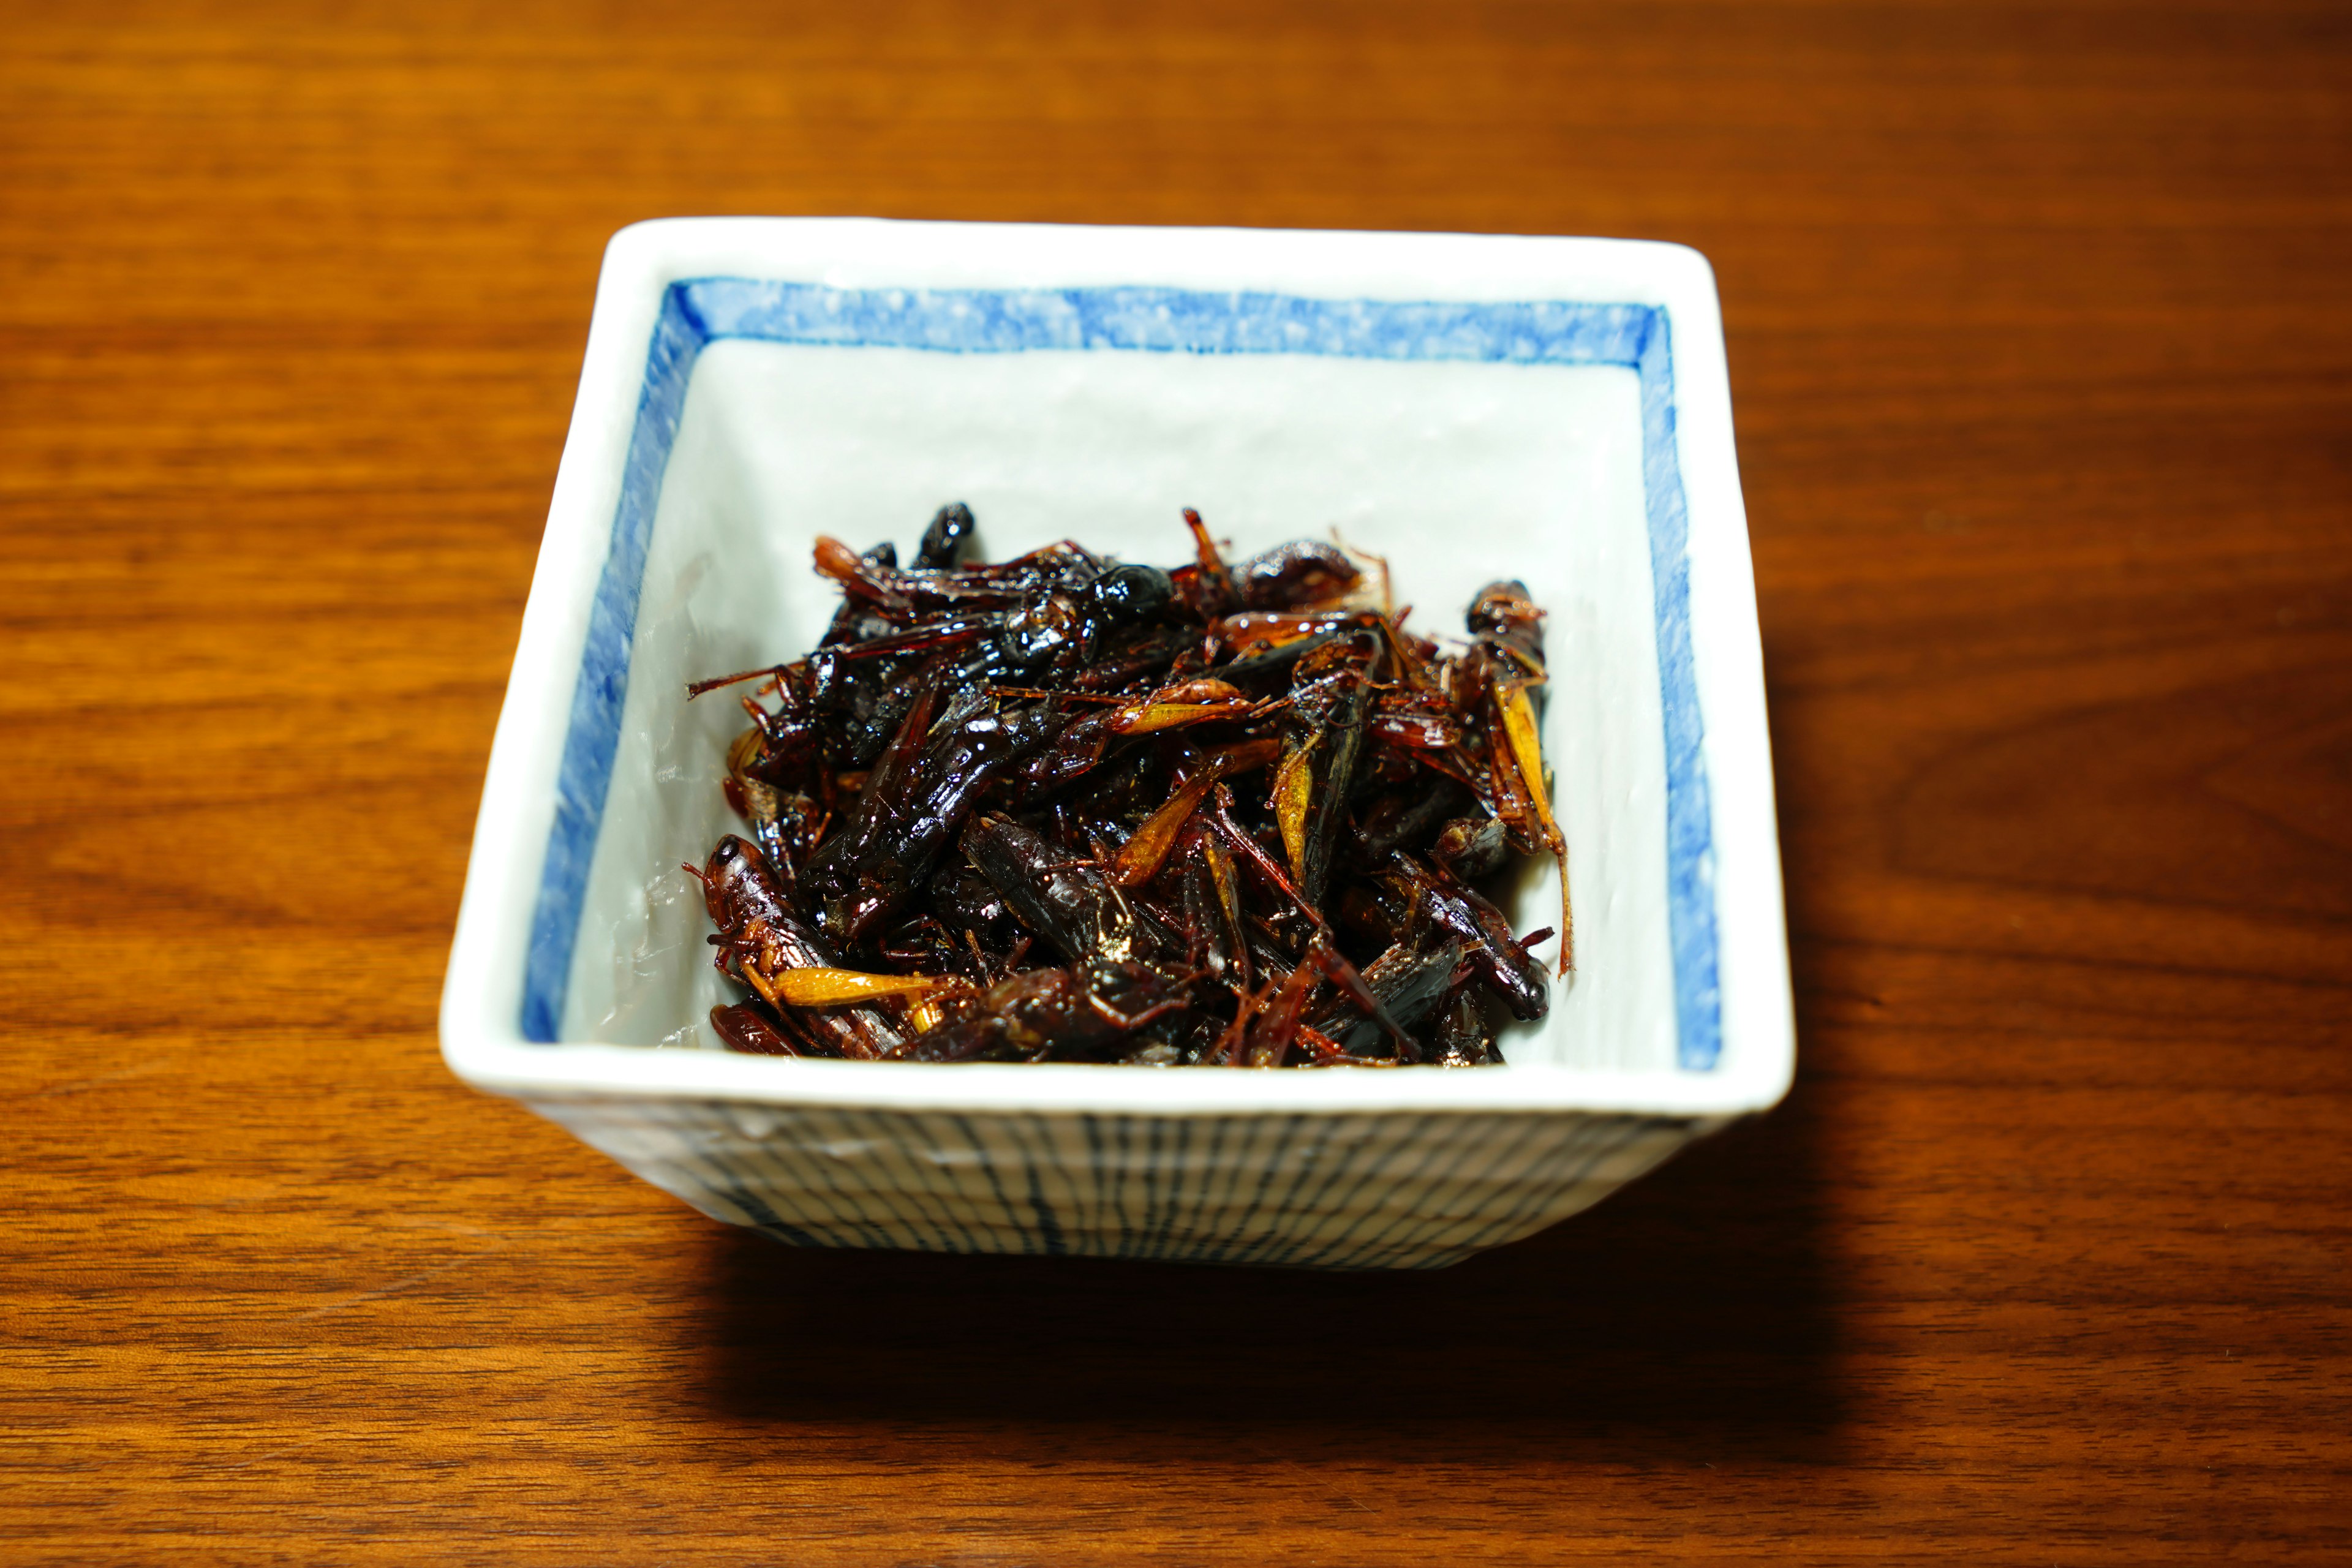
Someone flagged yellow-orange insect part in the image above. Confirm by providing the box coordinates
[1493,681,1572,971]
[1270,737,1317,882]
[1108,739,1281,888]
[1110,701,1256,736]
[748,965,941,1009]
[1496,685,1562,854]
[1110,777,1218,888]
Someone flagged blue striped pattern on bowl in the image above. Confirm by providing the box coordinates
[524,1098,1714,1269]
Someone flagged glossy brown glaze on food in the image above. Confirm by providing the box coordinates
[691,507,1566,1066]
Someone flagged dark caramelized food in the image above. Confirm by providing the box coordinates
[687,505,1567,1066]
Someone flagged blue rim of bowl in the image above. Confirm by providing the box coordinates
[521,279,1723,1070]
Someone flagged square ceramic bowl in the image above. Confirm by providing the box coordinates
[440,217,1792,1270]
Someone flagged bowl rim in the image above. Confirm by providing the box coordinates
[438,216,1793,1120]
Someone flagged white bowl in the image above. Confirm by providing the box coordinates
[440,217,1793,1270]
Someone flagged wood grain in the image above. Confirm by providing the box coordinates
[4,1,2348,1559]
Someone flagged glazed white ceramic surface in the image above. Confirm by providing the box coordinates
[439,218,1792,1268]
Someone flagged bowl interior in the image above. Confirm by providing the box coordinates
[544,277,1713,1075]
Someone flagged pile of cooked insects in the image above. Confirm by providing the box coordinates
[687,503,1569,1068]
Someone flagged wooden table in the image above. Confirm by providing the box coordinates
[6,2,2346,1559]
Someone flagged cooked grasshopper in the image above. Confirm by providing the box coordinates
[685,505,1569,1066]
